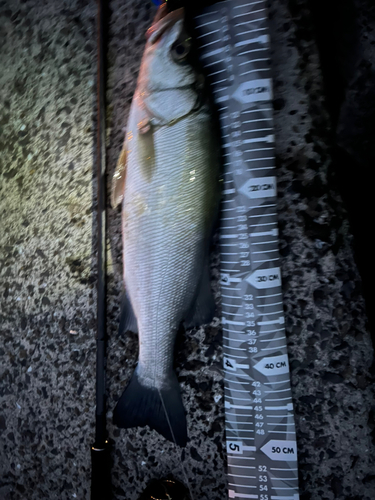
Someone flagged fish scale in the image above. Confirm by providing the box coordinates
[124,114,216,386]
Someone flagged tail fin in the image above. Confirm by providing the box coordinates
[113,368,187,447]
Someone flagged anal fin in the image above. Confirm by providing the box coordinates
[119,292,138,335]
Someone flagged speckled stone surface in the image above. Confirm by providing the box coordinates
[0,1,98,499]
[268,1,375,498]
[0,0,374,499]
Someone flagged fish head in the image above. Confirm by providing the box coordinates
[137,7,203,123]
[145,8,195,89]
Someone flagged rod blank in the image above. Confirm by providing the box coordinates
[91,0,111,497]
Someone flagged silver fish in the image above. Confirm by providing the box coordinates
[111,6,219,447]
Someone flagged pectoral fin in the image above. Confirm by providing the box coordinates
[111,145,127,209]
[111,94,152,209]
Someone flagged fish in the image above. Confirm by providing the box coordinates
[111,4,219,447]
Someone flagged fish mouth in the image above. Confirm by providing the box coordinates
[146,6,184,45]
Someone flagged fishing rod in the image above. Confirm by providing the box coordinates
[91,0,111,498]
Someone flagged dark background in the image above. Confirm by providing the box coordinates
[308,0,375,342]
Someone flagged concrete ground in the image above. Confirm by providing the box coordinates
[0,0,374,499]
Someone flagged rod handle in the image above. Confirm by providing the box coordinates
[91,441,111,500]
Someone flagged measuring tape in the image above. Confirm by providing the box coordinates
[194,2,300,499]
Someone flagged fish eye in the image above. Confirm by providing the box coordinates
[171,37,191,63]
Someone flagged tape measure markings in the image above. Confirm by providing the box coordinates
[195,2,300,499]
